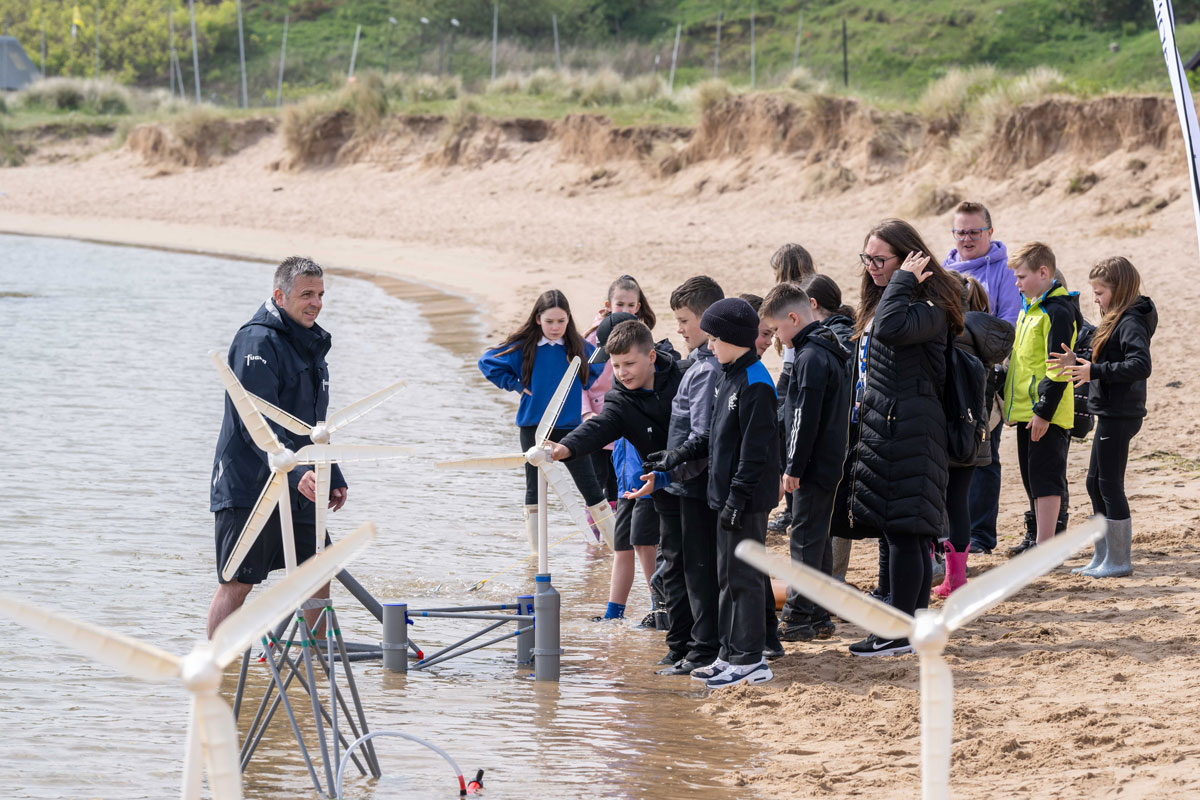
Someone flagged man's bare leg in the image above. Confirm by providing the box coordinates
[304,582,331,637]
[208,580,254,639]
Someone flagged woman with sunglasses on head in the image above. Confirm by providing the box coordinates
[841,219,964,657]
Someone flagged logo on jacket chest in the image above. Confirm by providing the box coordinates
[727,392,738,411]
[245,354,268,367]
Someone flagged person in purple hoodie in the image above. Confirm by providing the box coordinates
[943,201,1019,554]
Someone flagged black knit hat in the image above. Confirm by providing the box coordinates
[591,312,639,363]
[700,297,759,349]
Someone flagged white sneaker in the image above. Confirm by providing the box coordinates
[690,658,729,681]
[706,659,773,689]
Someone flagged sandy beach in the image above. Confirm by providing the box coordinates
[2,95,1198,798]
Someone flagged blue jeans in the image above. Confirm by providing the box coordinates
[968,425,1003,551]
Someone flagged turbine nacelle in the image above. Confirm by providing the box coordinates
[524,445,550,467]
[179,647,222,694]
[910,610,948,655]
[267,448,300,473]
[310,423,330,445]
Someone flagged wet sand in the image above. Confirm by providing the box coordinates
[2,116,1199,798]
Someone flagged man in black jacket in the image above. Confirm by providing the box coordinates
[546,320,687,654]
[207,256,348,638]
[761,284,851,642]
[649,298,780,688]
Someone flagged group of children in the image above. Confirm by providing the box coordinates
[477,200,1156,687]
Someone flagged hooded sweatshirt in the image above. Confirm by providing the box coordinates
[944,241,1021,326]
[784,321,852,490]
[1089,296,1157,418]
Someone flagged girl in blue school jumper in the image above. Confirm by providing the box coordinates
[479,289,610,552]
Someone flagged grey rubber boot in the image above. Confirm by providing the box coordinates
[1085,518,1133,578]
[1072,533,1107,574]
[523,504,539,555]
[832,537,852,581]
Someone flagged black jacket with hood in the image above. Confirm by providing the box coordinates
[1088,295,1157,418]
[211,299,347,513]
[784,321,851,491]
[954,310,1015,468]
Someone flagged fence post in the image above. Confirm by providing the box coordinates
[552,13,561,70]
[188,0,201,102]
[750,8,756,88]
[236,0,248,107]
[491,2,498,81]
[793,14,803,71]
[385,17,397,74]
[94,6,100,77]
[348,24,361,79]
[276,14,288,108]
[713,11,722,78]
[447,18,460,75]
[668,22,681,94]
[41,16,46,78]
[842,17,848,87]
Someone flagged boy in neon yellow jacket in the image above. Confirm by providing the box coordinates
[1004,242,1081,547]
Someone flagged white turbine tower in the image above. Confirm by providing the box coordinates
[0,522,377,800]
[436,356,616,551]
[210,352,409,581]
[735,516,1106,800]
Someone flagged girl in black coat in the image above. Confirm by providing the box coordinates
[1050,257,1155,579]
[844,219,964,657]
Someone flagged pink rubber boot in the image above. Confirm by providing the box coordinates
[934,542,968,598]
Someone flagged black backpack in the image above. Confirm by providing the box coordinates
[943,334,988,465]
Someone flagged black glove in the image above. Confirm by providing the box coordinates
[643,449,682,473]
[719,504,743,532]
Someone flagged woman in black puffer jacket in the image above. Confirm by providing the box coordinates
[936,273,1015,598]
[842,219,964,657]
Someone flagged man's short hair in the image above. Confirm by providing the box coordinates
[760,282,812,319]
[670,275,724,315]
[274,256,324,296]
[954,201,992,229]
[604,319,654,357]
[1011,242,1056,275]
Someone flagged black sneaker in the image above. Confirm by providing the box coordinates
[656,658,705,676]
[767,512,792,533]
[779,620,816,642]
[657,651,685,666]
[969,541,993,555]
[848,634,913,657]
[763,645,786,661]
[812,619,836,640]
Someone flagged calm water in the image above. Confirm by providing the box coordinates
[0,235,764,799]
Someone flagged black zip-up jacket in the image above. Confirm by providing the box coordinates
[558,355,685,471]
[211,300,347,512]
[1089,295,1157,418]
[784,321,851,491]
[822,314,855,350]
[673,350,780,512]
[955,310,1015,467]
[1032,289,1083,422]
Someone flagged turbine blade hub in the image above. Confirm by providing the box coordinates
[310,424,329,444]
[911,609,949,654]
[179,647,222,692]
[525,445,548,467]
[267,448,298,473]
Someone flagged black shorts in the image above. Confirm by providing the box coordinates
[1016,421,1070,499]
[613,498,660,551]
[215,505,329,585]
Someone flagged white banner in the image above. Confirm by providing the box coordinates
[1155,0,1200,256]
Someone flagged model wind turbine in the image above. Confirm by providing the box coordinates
[209,352,409,581]
[0,522,376,800]
[736,516,1106,800]
[239,374,406,554]
[436,355,616,552]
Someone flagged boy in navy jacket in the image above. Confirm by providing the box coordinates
[650,298,780,688]
[760,283,851,642]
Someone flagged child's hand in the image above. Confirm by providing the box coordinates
[522,388,533,396]
[783,474,801,494]
[1028,415,1050,442]
[719,504,743,532]
[1046,345,1092,386]
[623,474,656,500]
[543,441,571,461]
[900,252,933,283]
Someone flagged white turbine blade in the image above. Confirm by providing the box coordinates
[220,472,287,583]
[920,652,954,800]
[435,454,526,470]
[314,462,330,555]
[209,351,284,455]
[181,698,203,800]
[734,541,914,641]
[535,356,582,445]
[249,394,311,436]
[325,379,407,435]
[196,693,243,800]
[940,515,1105,633]
[542,461,597,542]
[209,522,377,667]
[0,592,180,682]
[294,444,412,464]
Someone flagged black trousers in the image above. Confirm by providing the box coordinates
[1086,416,1142,520]
[519,426,604,506]
[946,467,975,552]
[679,495,720,663]
[781,483,836,625]
[716,508,768,666]
[654,492,692,658]
[883,533,933,618]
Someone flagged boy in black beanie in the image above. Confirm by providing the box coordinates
[645,297,780,688]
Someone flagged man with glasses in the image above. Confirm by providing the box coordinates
[943,201,1019,555]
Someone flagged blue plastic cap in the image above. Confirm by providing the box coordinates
[535,575,550,582]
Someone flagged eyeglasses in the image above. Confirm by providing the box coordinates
[951,228,989,241]
[859,253,899,269]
